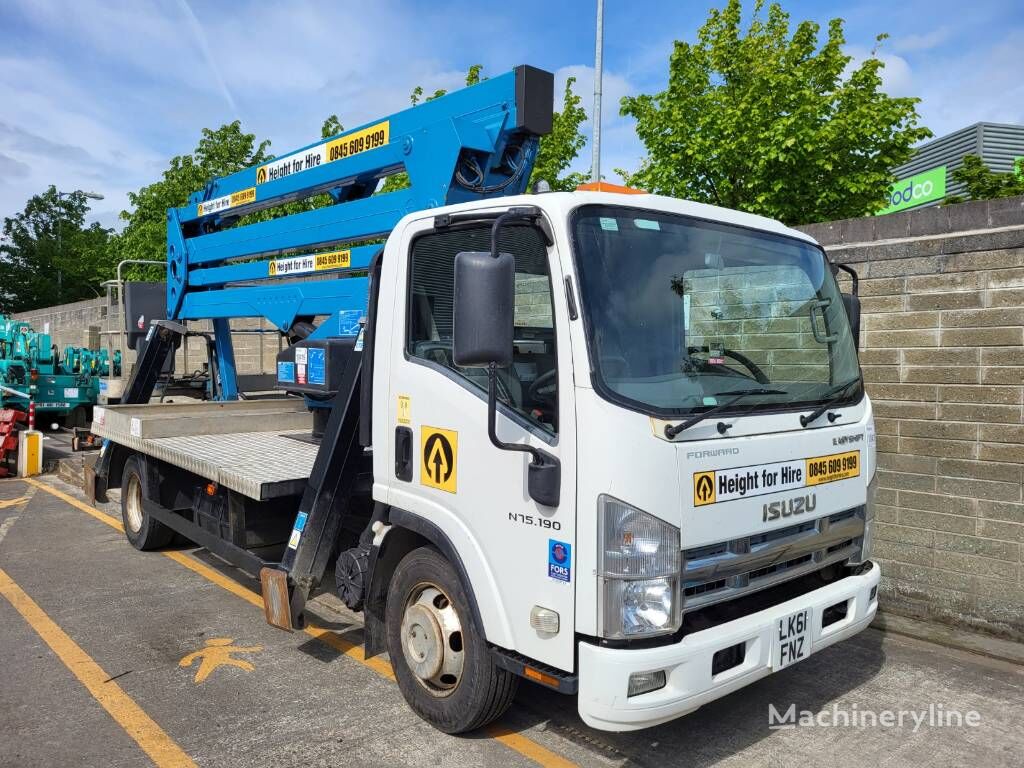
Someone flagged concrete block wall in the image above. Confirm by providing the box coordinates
[12,296,112,352]
[13,299,283,378]
[800,195,1024,640]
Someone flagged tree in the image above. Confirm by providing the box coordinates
[385,66,589,194]
[112,117,344,277]
[620,0,931,224]
[112,121,272,267]
[529,76,589,191]
[945,155,1024,204]
[0,186,112,313]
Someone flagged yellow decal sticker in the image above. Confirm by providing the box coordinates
[692,450,861,506]
[397,395,411,425]
[197,186,256,217]
[421,426,457,493]
[324,121,390,163]
[256,121,390,185]
[693,471,716,507]
[314,249,351,271]
[805,450,860,486]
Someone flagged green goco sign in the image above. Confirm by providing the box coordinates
[877,166,947,215]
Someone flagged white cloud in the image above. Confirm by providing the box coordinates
[845,45,915,97]
[0,0,522,226]
[890,26,953,53]
[849,26,1024,139]
[910,28,1024,137]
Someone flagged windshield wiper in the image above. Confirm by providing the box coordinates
[799,378,862,427]
[664,388,786,439]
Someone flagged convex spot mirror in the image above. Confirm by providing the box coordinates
[453,250,515,368]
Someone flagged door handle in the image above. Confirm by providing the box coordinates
[395,426,413,481]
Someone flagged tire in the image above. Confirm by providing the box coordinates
[120,455,174,551]
[69,406,87,429]
[385,546,518,733]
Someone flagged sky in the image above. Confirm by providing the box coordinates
[0,0,1022,229]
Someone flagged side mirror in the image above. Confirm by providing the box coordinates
[453,250,515,368]
[841,293,861,349]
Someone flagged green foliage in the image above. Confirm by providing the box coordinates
[111,121,271,269]
[944,155,1024,204]
[321,114,344,139]
[0,186,112,313]
[529,76,589,191]
[620,0,931,224]
[112,118,346,279]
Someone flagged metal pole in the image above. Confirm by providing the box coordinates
[591,0,605,184]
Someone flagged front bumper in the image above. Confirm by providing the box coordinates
[577,561,880,731]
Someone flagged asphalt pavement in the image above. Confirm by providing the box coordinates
[1,474,1022,768]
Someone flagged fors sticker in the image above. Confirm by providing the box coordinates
[548,539,571,582]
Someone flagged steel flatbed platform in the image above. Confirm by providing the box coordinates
[91,399,318,500]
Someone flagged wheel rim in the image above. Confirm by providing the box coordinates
[400,583,464,697]
[125,474,144,533]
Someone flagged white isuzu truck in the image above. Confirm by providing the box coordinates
[89,66,879,734]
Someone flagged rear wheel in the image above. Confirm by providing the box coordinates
[120,455,174,551]
[385,546,518,733]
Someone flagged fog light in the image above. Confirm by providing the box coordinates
[870,585,878,601]
[530,605,559,634]
[628,669,666,697]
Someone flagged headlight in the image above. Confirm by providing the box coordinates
[598,495,680,639]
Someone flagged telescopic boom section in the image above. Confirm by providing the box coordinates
[165,65,554,334]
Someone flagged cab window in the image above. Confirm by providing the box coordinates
[407,225,558,434]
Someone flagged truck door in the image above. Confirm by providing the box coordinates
[384,217,577,672]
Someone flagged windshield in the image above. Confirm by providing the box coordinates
[571,205,861,416]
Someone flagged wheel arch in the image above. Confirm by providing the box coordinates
[363,506,490,658]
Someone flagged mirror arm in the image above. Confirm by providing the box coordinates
[489,206,543,258]
[487,365,561,507]
[834,262,859,296]
[487,363,542,462]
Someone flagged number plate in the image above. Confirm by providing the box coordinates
[772,608,811,670]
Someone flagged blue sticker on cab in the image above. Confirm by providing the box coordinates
[548,539,571,582]
[278,361,295,383]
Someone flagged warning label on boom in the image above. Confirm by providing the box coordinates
[267,249,351,277]
[255,121,390,185]
[197,187,256,217]
[421,426,457,493]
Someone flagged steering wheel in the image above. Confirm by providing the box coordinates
[528,369,557,404]
[687,345,770,384]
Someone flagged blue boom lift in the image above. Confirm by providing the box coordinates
[91,65,553,636]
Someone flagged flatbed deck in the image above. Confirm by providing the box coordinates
[91,400,318,500]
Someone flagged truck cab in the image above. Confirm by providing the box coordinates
[371,191,878,730]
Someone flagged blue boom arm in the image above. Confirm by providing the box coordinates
[165,66,552,398]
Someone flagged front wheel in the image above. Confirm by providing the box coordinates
[385,546,518,733]
[120,455,174,551]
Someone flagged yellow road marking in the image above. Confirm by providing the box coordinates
[0,495,30,509]
[0,566,197,768]
[487,726,579,768]
[25,477,576,768]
